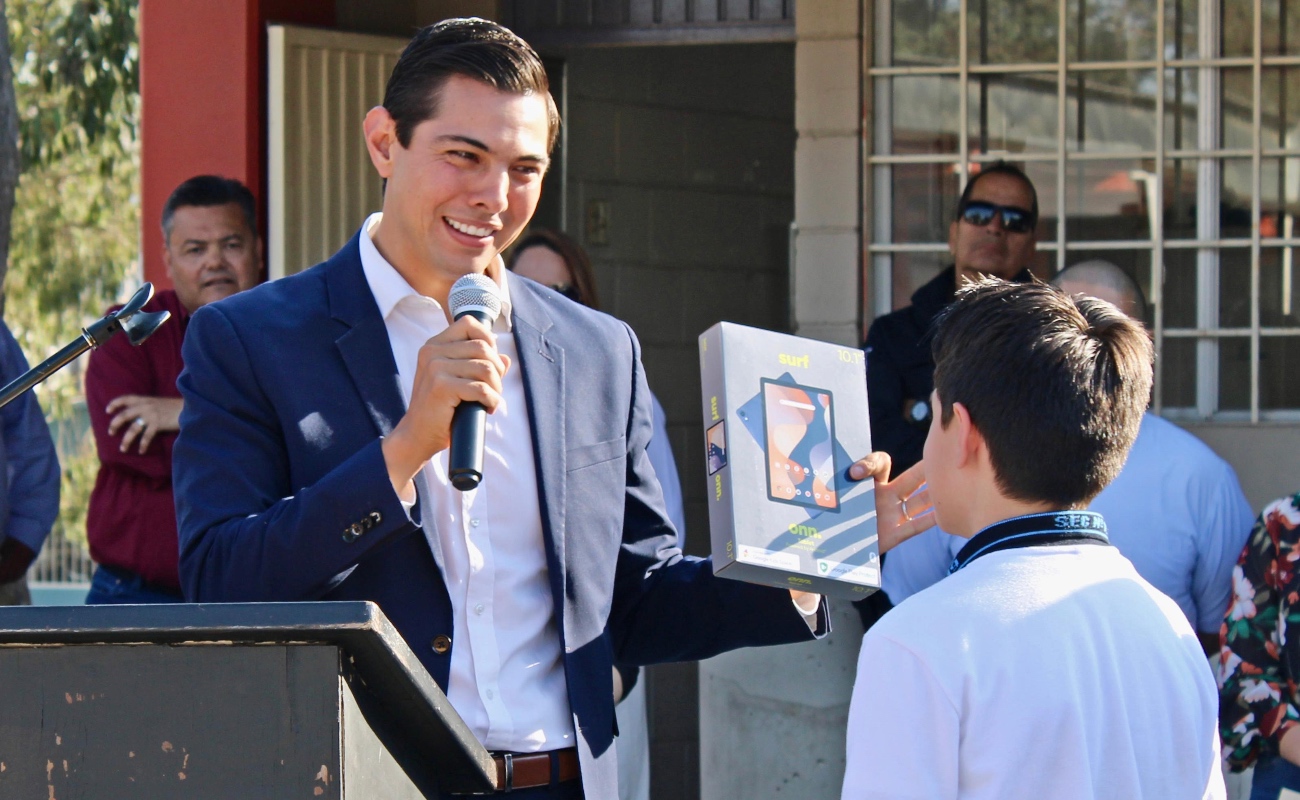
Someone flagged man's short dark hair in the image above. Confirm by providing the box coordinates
[956,160,1039,228]
[161,175,257,243]
[383,17,560,152]
[931,278,1152,508]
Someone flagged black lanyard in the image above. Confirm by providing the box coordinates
[947,510,1110,575]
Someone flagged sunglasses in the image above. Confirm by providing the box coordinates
[959,201,1036,234]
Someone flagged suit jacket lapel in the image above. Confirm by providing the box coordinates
[509,275,568,616]
[324,233,443,570]
[326,233,408,438]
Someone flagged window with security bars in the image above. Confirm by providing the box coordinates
[868,0,1300,420]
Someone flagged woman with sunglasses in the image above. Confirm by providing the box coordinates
[507,228,680,800]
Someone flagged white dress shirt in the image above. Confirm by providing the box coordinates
[359,213,574,752]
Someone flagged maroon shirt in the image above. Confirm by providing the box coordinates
[85,289,189,589]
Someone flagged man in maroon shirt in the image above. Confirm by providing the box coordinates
[84,175,261,603]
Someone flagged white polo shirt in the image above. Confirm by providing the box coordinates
[843,544,1225,800]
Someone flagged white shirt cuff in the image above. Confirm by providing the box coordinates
[792,592,822,631]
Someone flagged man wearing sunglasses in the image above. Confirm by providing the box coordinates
[854,160,1039,630]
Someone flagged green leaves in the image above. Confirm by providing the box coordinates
[6,0,138,361]
[4,0,139,551]
[11,0,138,170]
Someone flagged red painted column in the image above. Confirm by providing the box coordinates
[139,0,257,289]
[139,0,334,288]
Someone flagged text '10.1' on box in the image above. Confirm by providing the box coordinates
[698,322,880,599]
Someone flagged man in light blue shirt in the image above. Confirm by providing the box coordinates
[882,260,1253,653]
[0,319,60,605]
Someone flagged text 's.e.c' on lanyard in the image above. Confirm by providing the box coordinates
[948,511,1110,576]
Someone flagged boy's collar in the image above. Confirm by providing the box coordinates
[947,510,1110,574]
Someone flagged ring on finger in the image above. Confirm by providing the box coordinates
[133,417,145,428]
[900,497,913,522]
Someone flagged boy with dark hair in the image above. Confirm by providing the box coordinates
[841,279,1224,800]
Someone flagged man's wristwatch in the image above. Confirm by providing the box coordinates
[905,398,932,428]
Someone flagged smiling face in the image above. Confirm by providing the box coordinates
[163,203,261,314]
[948,172,1038,283]
[365,74,550,303]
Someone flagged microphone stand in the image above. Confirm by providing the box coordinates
[0,283,171,411]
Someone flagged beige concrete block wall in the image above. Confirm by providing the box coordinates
[700,2,864,799]
[795,137,860,228]
[699,602,865,799]
[788,0,861,348]
[795,38,861,134]
[1180,423,1300,515]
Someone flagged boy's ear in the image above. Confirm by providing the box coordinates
[950,401,983,468]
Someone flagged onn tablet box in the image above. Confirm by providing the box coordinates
[698,322,881,600]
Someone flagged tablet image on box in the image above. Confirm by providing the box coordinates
[707,419,728,475]
[762,379,839,512]
[699,322,880,600]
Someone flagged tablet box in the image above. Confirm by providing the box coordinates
[698,322,880,600]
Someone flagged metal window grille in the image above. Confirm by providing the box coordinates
[868,0,1300,421]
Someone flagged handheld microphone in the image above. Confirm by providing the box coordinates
[447,273,503,491]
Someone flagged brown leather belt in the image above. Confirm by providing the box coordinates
[490,747,580,792]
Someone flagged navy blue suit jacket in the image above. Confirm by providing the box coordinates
[172,233,826,796]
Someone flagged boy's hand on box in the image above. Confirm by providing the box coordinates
[849,453,933,554]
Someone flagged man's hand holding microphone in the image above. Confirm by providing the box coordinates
[381,273,510,501]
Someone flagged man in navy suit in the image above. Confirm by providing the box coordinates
[172,18,883,800]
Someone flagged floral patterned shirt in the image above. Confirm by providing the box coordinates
[1220,492,1300,770]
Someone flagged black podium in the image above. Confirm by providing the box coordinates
[0,601,495,798]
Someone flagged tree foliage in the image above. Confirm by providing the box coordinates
[5,0,138,559]
[9,0,138,324]
[14,0,135,169]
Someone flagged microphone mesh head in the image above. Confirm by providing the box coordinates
[448,273,503,323]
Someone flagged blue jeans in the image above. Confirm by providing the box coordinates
[84,565,184,605]
[1251,755,1300,800]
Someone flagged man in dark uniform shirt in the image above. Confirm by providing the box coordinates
[856,160,1040,627]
